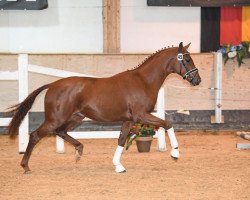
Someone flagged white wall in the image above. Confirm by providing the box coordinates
[120,0,201,53]
[0,0,201,54]
[0,0,103,53]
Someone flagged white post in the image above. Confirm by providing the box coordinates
[18,54,29,153]
[156,87,166,151]
[56,136,65,153]
[214,52,222,123]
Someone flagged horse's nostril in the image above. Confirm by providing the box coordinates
[191,77,201,86]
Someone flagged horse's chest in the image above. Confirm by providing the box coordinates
[130,92,157,112]
[144,96,157,112]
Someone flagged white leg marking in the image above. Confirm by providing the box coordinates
[112,145,126,173]
[167,127,180,159]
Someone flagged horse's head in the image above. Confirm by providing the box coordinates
[172,42,201,86]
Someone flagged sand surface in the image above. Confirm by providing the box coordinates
[0,133,249,200]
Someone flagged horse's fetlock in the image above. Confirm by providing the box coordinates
[20,162,25,168]
[76,144,83,155]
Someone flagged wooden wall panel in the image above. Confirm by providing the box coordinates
[103,0,120,53]
[222,59,250,109]
[0,54,249,112]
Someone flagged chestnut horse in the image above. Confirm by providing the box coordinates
[7,42,201,173]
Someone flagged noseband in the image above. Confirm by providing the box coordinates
[177,53,198,80]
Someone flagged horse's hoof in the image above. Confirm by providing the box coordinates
[171,156,179,161]
[24,170,31,174]
[75,151,81,163]
[115,164,126,173]
[75,156,81,163]
[21,164,31,174]
[170,148,180,160]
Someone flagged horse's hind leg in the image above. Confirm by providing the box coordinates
[20,126,48,173]
[56,113,85,162]
[20,115,75,173]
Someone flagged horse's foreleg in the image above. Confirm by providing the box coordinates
[113,121,134,173]
[56,114,85,162]
[139,113,180,159]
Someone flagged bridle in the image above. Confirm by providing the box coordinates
[177,53,198,80]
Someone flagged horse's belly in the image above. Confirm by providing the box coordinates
[81,102,131,122]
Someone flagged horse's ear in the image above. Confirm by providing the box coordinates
[178,42,183,52]
[184,43,191,50]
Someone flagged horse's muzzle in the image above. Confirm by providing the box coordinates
[191,76,201,86]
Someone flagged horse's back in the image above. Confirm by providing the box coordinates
[43,76,131,122]
[44,74,153,122]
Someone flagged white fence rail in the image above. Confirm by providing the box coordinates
[0,54,167,153]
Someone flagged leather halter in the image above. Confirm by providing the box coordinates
[177,53,198,80]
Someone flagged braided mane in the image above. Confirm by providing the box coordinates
[129,46,174,71]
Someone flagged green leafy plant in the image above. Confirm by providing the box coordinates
[126,123,159,150]
[218,41,250,67]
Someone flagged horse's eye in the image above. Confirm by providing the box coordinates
[185,57,191,62]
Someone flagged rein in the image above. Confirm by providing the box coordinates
[177,53,198,80]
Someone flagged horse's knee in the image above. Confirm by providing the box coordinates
[165,121,173,130]
[118,121,134,146]
[118,128,130,146]
[118,133,127,146]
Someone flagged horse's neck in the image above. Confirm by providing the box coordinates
[136,52,173,92]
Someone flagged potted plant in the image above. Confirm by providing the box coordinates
[126,123,159,152]
[218,41,250,66]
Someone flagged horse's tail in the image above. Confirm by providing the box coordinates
[7,84,50,139]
